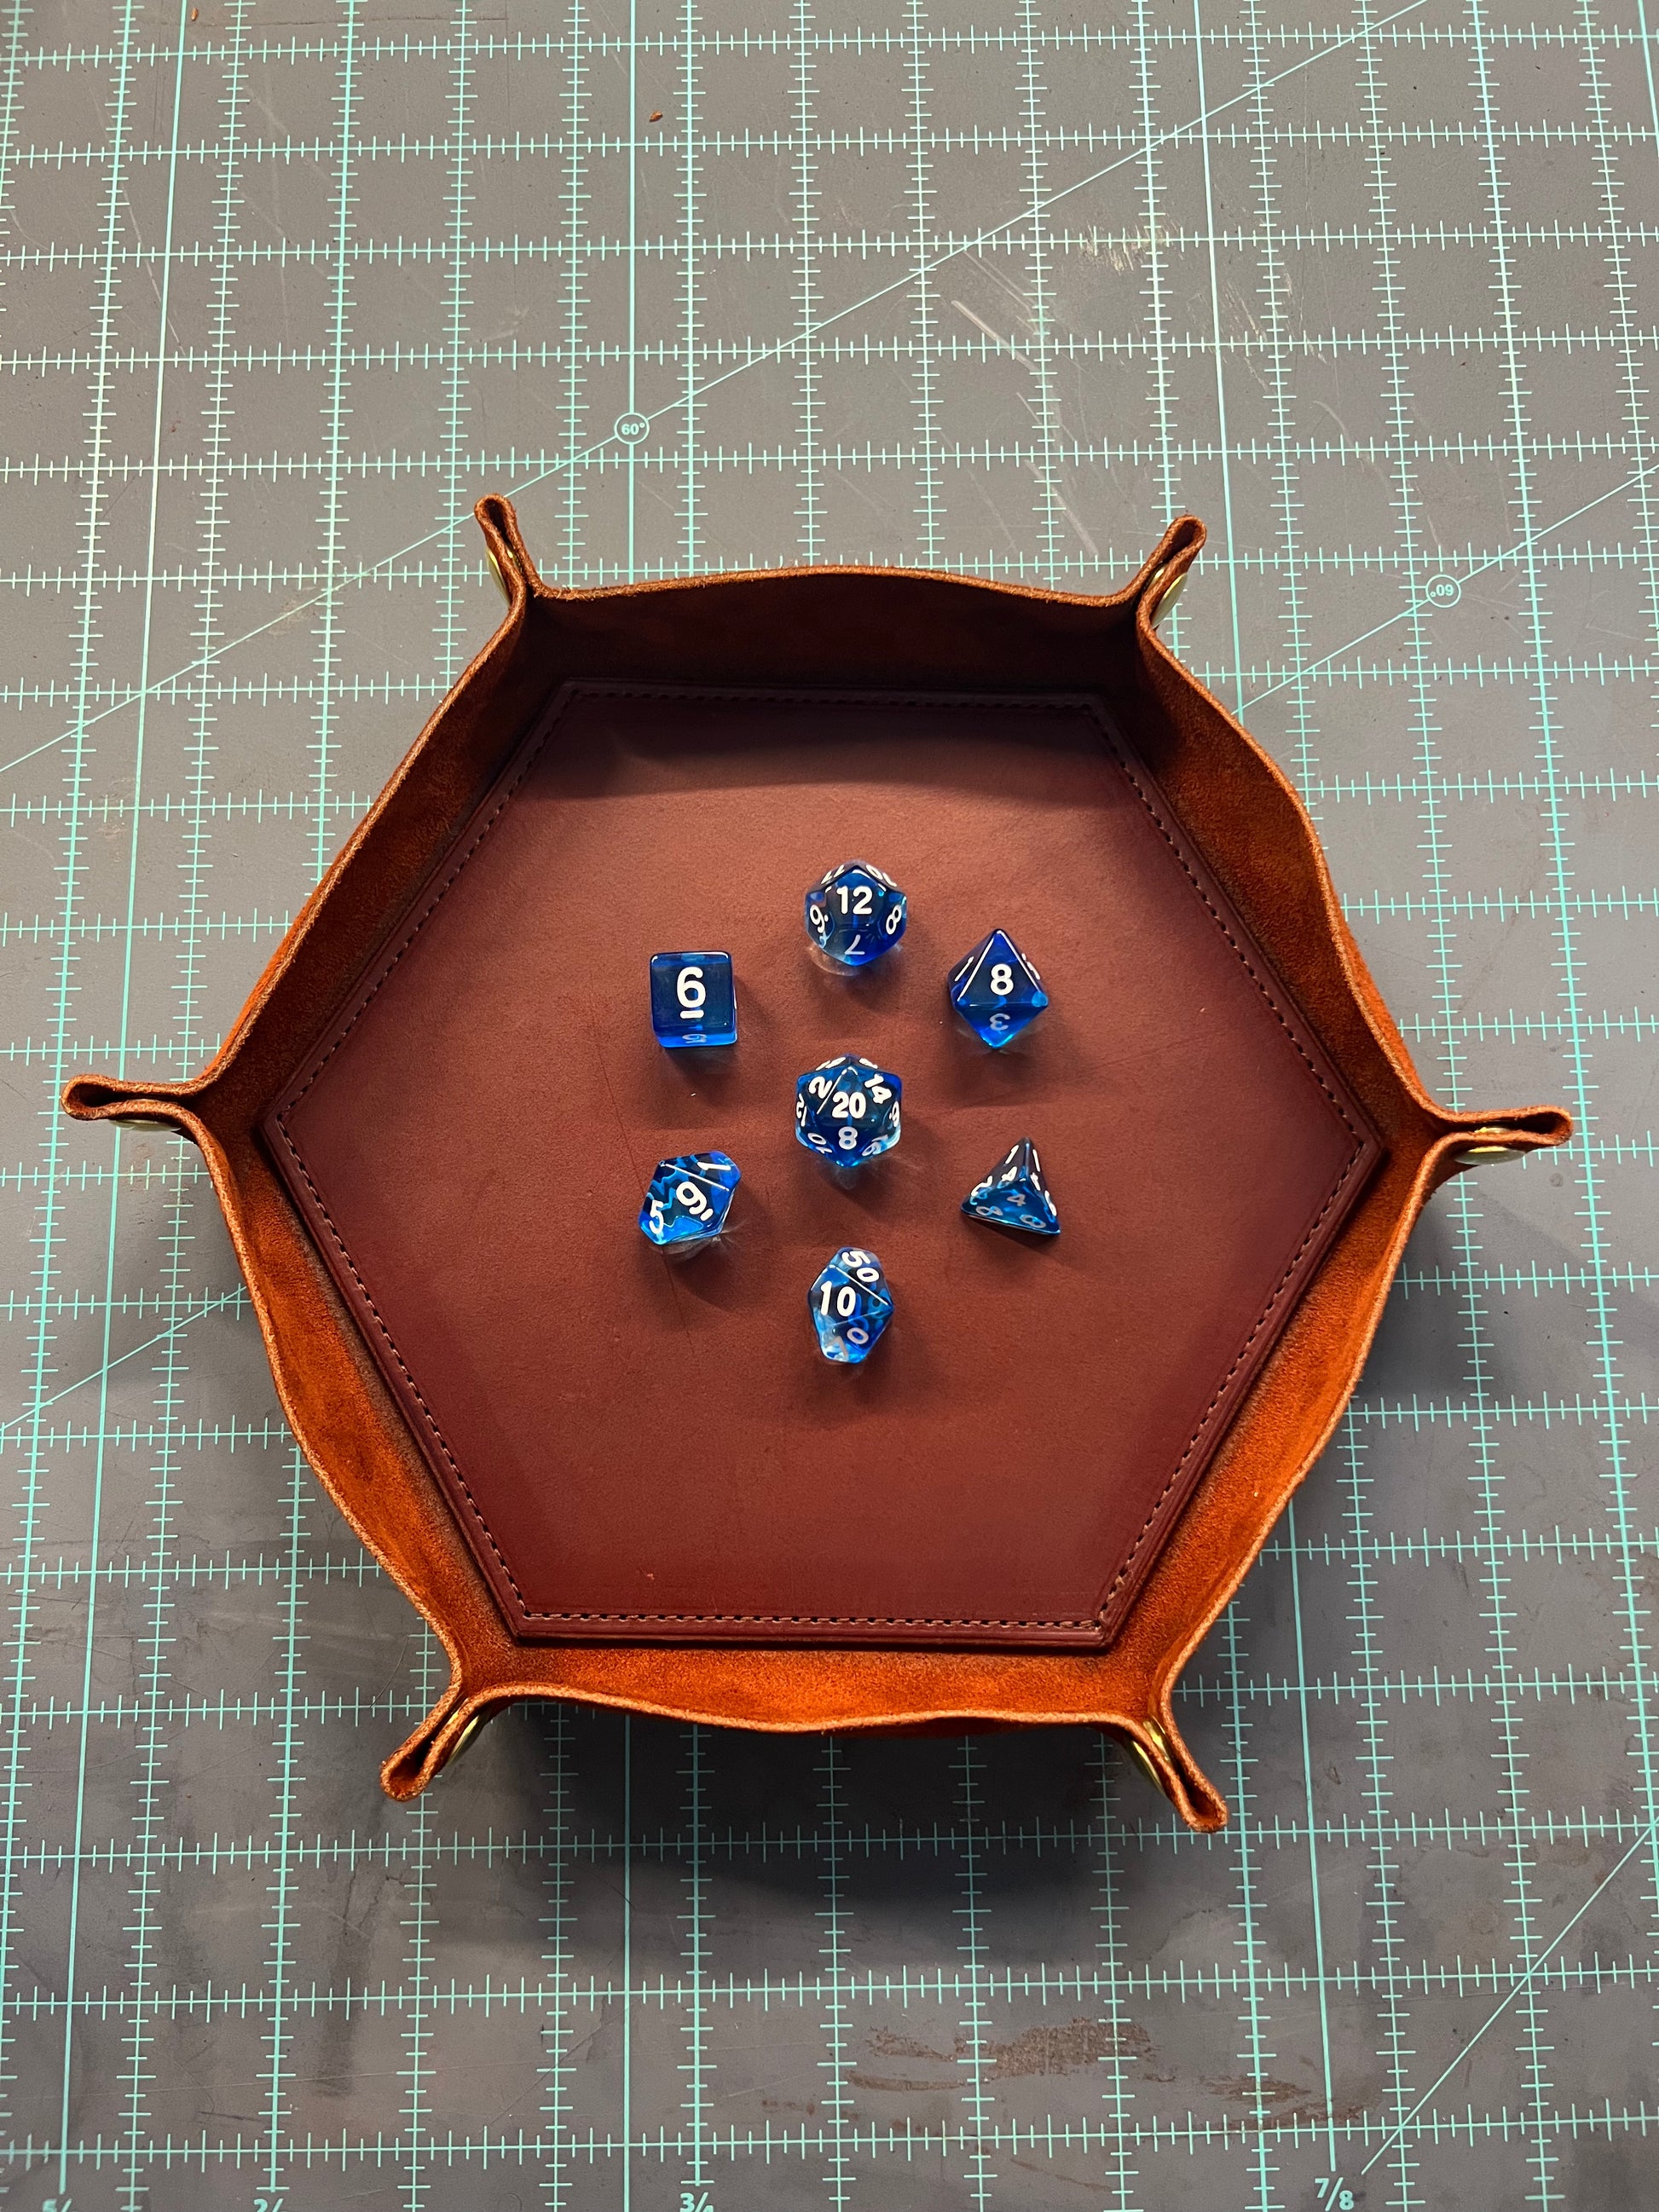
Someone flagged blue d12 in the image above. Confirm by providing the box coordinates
[809,1246,893,1363]
[947,928,1048,1047]
[962,1138,1060,1235]
[639,1152,740,1249]
[795,1053,902,1164]
[650,950,737,1048]
[804,859,907,967]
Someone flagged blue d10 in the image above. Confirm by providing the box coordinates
[962,1138,1060,1235]
[947,928,1048,1047]
[795,1053,902,1164]
[650,950,737,1048]
[809,1246,893,1364]
[639,1152,740,1250]
[804,859,907,967]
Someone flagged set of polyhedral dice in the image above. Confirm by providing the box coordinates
[637,858,1058,1365]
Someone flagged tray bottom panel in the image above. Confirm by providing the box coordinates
[268,684,1378,1647]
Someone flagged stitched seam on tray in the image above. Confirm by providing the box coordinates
[1103,749,1361,1141]
[1088,719,1369,1612]
[270,1119,546,1610]
[275,1039,1096,1632]
[275,679,1365,1632]
[285,740,554,1114]
[1100,1141,1364,1611]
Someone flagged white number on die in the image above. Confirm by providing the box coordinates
[675,965,707,1017]
[989,961,1015,996]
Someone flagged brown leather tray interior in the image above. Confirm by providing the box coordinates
[61,494,1569,1824]
[263,680,1381,1649]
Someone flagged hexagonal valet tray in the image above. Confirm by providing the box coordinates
[63,497,1570,1830]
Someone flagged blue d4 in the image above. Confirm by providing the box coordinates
[962,1138,1060,1235]
[947,928,1048,1047]
[809,1246,893,1363]
[795,1053,902,1164]
[804,859,907,967]
[639,1152,740,1249]
[650,950,737,1048]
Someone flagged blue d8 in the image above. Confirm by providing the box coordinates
[804,859,906,967]
[947,928,1048,1047]
[962,1137,1060,1235]
[795,1053,902,1164]
[809,1246,893,1364]
[650,950,737,1048]
[639,1152,740,1249]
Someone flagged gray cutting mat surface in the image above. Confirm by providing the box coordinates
[0,0,1655,2200]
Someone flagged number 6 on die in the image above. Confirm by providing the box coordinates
[649,950,737,1048]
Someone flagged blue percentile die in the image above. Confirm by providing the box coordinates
[650,950,737,1048]
[803,858,907,967]
[947,927,1049,1047]
[639,1152,740,1249]
[962,1138,1060,1236]
[795,1053,902,1164]
[809,1245,894,1364]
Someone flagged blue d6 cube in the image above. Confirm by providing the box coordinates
[809,1246,893,1363]
[947,927,1048,1047]
[650,950,737,1048]
[795,1053,902,1164]
[639,1151,740,1249]
[803,859,906,967]
[962,1137,1060,1235]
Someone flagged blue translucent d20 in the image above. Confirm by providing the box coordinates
[809,1246,894,1364]
[962,1138,1060,1236]
[639,1152,740,1249]
[947,928,1048,1047]
[795,1053,902,1164]
[650,950,737,1048]
[803,859,907,967]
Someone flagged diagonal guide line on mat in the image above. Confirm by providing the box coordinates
[0,0,1429,789]
[5,447,1648,805]
[1240,467,1659,710]
[0,1293,246,1442]
[6,0,1656,2200]
[1359,1822,1659,2177]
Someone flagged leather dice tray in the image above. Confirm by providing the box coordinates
[64,496,1569,1829]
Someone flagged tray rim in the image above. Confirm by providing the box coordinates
[59,494,1573,1830]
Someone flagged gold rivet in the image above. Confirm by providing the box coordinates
[1456,1126,1523,1167]
[1121,1724,1173,1801]
[442,1711,485,1771]
[1144,563,1184,627]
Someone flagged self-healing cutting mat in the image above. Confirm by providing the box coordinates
[1,0,1655,2203]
